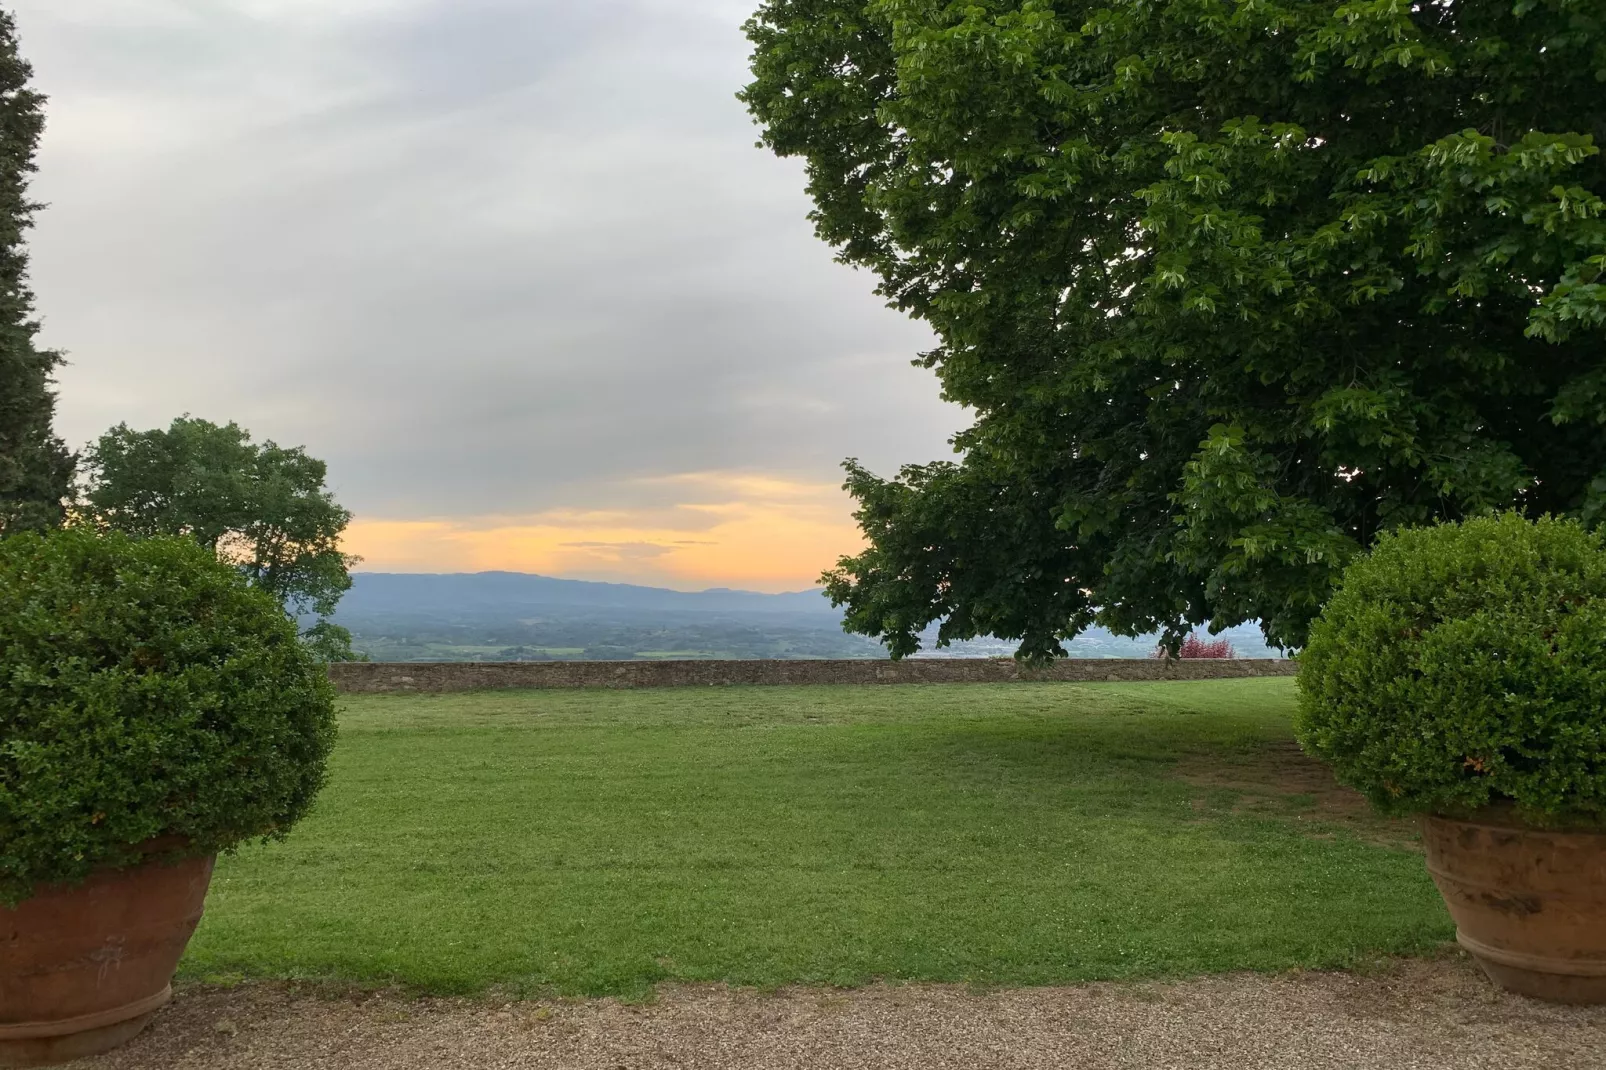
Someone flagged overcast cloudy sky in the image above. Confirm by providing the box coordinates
[14,0,961,590]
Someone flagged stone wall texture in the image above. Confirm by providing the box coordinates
[329,658,1298,694]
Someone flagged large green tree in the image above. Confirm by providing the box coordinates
[81,417,362,660]
[0,10,70,534]
[742,0,1606,659]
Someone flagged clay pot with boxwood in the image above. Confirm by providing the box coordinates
[0,528,337,1065]
[1297,513,1606,1003]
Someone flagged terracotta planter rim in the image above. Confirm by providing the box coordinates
[1423,807,1606,834]
[15,835,196,904]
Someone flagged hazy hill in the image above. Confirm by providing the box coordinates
[332,571,868,661]
[331,571,1281,662]
[339,572,838,618]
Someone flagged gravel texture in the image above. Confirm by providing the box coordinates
[73,956,1606,1070]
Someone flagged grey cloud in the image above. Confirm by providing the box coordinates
[352,2,615,110]
[16,0,962,521]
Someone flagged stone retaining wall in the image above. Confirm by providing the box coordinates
[328,658,1297,693]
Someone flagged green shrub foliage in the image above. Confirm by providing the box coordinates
[0,527,337,904]
[1297,514,1606,823]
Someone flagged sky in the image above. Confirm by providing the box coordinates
[14,0,963,592]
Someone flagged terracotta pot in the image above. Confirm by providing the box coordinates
[0,852,215,1067]
[1421,812,1606,1003]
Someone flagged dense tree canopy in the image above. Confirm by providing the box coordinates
[81,417,361,660]
[742,0,1606,658]
[0,10,70,535]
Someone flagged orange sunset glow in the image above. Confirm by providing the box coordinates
[340,472,866,592]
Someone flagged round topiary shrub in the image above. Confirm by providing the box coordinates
[1297,513,1606,824]
[0,526,338,905]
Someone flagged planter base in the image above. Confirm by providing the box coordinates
[1422,814,1606,1005]
[0,853,212,1066]
[0,1010,161,1069]
[1458,933,1606,1005]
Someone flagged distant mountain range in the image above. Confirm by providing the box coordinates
[331,571,1282,662]
[338,571,837,617]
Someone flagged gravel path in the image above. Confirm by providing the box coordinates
[74,956,1606,1070]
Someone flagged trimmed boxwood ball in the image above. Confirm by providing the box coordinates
[0,526,337,905]
[1297,513,1606,824]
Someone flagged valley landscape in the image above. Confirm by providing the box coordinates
[331,571,1282,662]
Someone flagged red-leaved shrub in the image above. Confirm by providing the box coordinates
[1152,633,1238,659]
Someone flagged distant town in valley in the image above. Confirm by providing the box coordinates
[330,571,1281,662]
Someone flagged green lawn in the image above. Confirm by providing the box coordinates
[183,679,1452,997]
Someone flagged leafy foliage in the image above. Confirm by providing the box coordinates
[1296,514,1606,823]
[81,417,362,660]
[0,11,70,534]
[0,527,338,905]
[742,0,1606,659]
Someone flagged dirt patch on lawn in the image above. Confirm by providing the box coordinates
[1174,738,1419,848]
[68,955,1605,1070]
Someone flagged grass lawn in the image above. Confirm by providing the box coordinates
[183,679,1453,997]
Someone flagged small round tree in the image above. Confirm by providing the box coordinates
[1296,513,1606,824]
[0,526,338,905]
[81,417,362,661]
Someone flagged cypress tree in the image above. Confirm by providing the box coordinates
[0,9,69,534]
